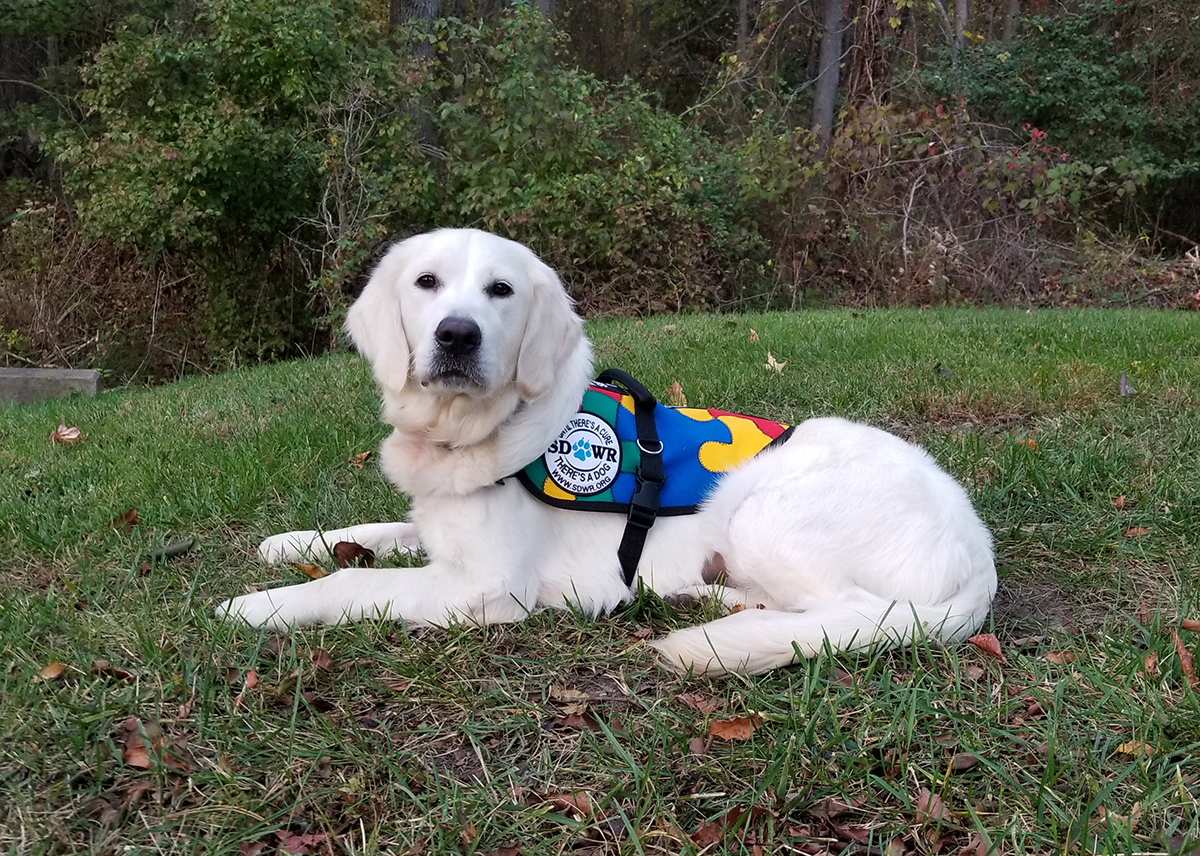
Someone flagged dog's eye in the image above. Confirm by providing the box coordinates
[487,280,514,298]
[415,273,438,290]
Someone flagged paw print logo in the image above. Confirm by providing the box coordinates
[572,439,593,462]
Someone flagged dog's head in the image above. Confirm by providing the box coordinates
[346,229,583,403]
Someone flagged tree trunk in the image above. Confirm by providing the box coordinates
[1001,0,1020,44]
[813,0,845,154]
[737,0,749,55]
[390,0,440,145]
[954,0,969,51]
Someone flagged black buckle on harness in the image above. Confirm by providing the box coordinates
[627,472,663,530]
[596,369,664,589]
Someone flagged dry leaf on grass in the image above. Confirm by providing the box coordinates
[764,351,788,373]
[1117,740,1154,758]
[677,691,721,715]
[915,787,952,824]
[550,712,602,731]
[1044,651,1077,665]
[949,753,980,772]
[1114,494,1126,510]
[1170,629,1198,690]
[348,450,372,469]
[967,633,1005,661]
[666,381,687,406]
[112,508,140,533]
[1123,526,1151,538]
[1143,652,1159,676]
[748,329,759,343]
[310,649,336,671]
[90,659,135,681]
[1181,619,1200,632]
[50,423,85,444]
[290,562,327,580]
[708,714,762,741]
[35,661,68,682]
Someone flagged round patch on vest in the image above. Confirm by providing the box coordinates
[543,413,622,496]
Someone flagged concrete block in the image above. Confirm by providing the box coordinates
[0,368,103,404]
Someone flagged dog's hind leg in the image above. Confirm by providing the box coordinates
[258,522,421,565]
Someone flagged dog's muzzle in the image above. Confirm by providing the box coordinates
[425,316,485,388]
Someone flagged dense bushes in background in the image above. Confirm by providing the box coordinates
[2,0,1197,379]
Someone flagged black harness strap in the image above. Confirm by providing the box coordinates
[596,369,664,588]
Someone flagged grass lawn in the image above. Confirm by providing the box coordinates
[2,308,1199,856]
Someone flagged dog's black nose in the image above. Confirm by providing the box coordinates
[434,316,482,357]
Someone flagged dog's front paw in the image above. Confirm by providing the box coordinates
[258,530,322,565]
[216,590,302,629]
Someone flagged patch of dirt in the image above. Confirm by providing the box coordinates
[990,577,1083,637]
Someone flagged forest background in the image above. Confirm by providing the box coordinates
[1,0,1198,381]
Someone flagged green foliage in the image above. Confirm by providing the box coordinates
[383,9,814,312]
[43,0,386,250]
[923,0,1200,235]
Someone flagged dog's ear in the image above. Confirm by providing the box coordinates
[516,255,584,400]
[345,241,412,391]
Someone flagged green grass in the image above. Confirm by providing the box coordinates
[2,308,1199,855]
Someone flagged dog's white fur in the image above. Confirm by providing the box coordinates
[218,228,996,676]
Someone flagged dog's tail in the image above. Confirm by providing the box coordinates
[652,585,993,676]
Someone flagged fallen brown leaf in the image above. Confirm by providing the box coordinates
[550,712,602,731]
[678,691,721,715]
[112,508,140,533]
[748,329,759,343]
[35,661,68,682]
[276,831,328,855]
[332,541,375,568]
[764,351,788,373]
[1123,526,1151,538]
[687,736,708,755]
[1114,494,1126,510]
[708,714,762,741]
[348,450,372,469]
[50,423,85,444]
[290,562,327,580]
[540,791,593,819]
[1143,652,1159,676]
[666,381,687,407]
[90,659,135,681]
[1181,619,1200,632]
[1170,629,1198,690]
[949,753,980,772]
[1117,740,1154,758]
[915,787,952,824]
[310,649,336,671]
[967,633,1005,661]
[1044,651,1077,665]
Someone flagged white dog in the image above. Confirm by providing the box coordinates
[218,229,996,676]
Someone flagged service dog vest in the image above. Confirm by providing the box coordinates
[516,379,793,516]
